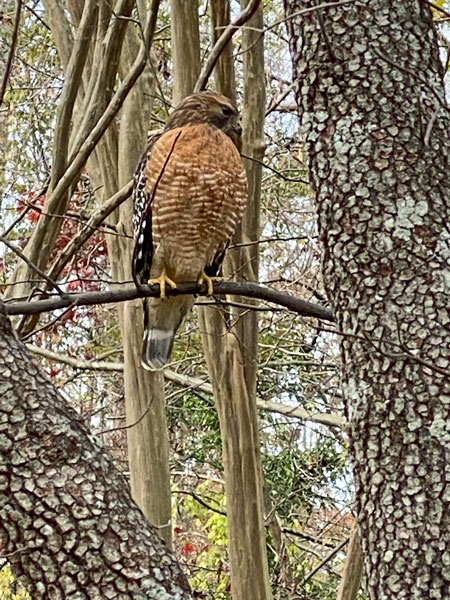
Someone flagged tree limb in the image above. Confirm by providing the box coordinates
[5,280,334,321]
[26,343,345,429]
[49,0,98,193]
[0,0,22,107]
[0,302,192,599]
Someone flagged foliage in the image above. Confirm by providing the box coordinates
[0,565,30,600]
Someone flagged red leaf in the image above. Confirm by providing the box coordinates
[181,542,195,555]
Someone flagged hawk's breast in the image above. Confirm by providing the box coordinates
[144,123,248,279]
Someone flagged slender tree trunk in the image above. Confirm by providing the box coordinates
[285,1,450,597]
[198,1,272,598]
[0,303,192,599]
[170,0,201,106]
[112,20,172,547]
[337,524,363,600]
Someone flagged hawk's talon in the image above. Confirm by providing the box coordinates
[149,269,177,299]
[198,271,222,296]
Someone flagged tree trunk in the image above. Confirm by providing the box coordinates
[337,524,363,600]
[285,1,450,597]
[198,1,272,598]
[170,0,201,106]
[0,302,192,599]
[112,18,172,547]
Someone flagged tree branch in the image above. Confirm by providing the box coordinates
[47,179,133,281]
[49,0,97,192]
[26,343,345,428]
[41,0,160,225]
[6,280,334,321]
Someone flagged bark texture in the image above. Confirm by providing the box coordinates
[0,303,192,599]
[285,1,450,598]
[170,0,201,106]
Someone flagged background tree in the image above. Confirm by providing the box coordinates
[284,0,450,598]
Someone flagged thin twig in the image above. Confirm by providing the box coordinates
[236,0,356,60]
[0,236,66,296]
[300,537,349,586]
[0,183,48,237]
[48,179,133,281]
[428,0,450,19]
[99,395,155,434]
[240,151,308,183]
[373,47,449,114]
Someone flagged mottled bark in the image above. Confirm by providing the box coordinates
[0,303,192,599]
[285,1,450,598]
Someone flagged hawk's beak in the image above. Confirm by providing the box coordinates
[232,123,242,136]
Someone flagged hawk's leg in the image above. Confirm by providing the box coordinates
[148,268,177,299]
[198,271,222,296]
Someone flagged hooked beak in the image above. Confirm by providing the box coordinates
[231,122,242,136]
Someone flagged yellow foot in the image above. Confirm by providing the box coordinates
[148,269,177,299]
[197,271,222,296]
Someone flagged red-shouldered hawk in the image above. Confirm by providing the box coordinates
[132,91,248,370]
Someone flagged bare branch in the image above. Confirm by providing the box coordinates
[5,281,334,321]
[26,345,345,429]
[258,400,345,429]
[300,537,349,587]
[47,179,133,281]
[0,236,65,296]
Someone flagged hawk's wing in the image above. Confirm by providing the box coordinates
[132,131,163,285]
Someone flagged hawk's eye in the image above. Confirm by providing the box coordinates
[221,105,233,117]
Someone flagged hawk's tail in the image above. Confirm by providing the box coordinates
[141,295,194,370]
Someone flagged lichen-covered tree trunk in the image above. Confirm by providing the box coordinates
[285,1,450,598]
[0,303,192,599]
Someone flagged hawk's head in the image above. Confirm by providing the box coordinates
[166,91,242,139]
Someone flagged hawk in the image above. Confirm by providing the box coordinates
[132,91,248,370]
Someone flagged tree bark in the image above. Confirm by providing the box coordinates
[112,17,172,547]
[285,1,450,598]
[337,524,363,600]
[0,303,192,599]
[198,1,272,598]
[170,0,201,106]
